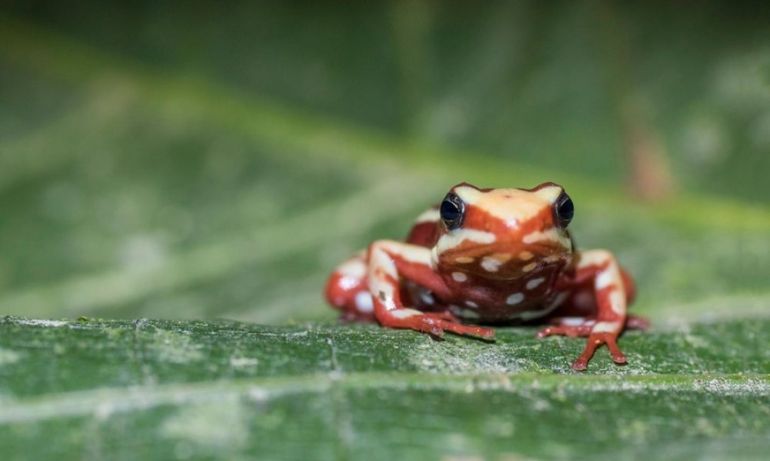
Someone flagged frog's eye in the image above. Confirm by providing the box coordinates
[440,192,465,230]
[553,191,574,228]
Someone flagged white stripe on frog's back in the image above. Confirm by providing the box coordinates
[433,229,496,260]
[376,240,433,266]
[454,185,561,226]
[522,228,573,249]
[415,208,440,224]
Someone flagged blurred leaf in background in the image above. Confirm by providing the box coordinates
[0,0,767,324]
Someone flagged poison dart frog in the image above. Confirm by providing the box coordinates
[325,182,646,370]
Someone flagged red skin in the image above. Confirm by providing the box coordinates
[325,183,646,370]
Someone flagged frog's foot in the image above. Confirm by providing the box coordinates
[626,314,650,331]
[536,319,626,370]
[379,308,495,341]
[572,332,626,371]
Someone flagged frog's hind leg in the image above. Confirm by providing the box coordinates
[325,252,377,322]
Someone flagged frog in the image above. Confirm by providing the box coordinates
[325,182,646,370]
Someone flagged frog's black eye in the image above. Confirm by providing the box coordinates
[440,192,465,230]
[553,191,574,228]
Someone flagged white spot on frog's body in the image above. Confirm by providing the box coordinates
[526,277,545,290]
[450,305,480,319]
[522,262,538,273]
[418,290,436,305]
[506,293,525,305]
[481,257,502,272]
[596,270,615,289]
[339,276,359,291]
[480,253,511,273]
[355,291,374,313]
[465,300,479,308]
[452,272,468,282]
[518,251,534,261]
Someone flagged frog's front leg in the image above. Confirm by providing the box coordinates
[368,240,495,340]
[539,250,629,370]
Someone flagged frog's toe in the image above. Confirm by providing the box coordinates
[605,335,627,364]
[571,358,589,371]
[439,319,495,340]
[378,309,495,341]
[571,332,627,371]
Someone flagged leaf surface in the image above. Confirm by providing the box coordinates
[0,317,768,460]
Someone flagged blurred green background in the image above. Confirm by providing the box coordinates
[0,0,768,325]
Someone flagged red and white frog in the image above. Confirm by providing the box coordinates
[325,182,646,370]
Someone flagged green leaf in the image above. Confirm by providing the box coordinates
[0,317,768,460]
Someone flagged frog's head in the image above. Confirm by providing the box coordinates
[433,182,574,280]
